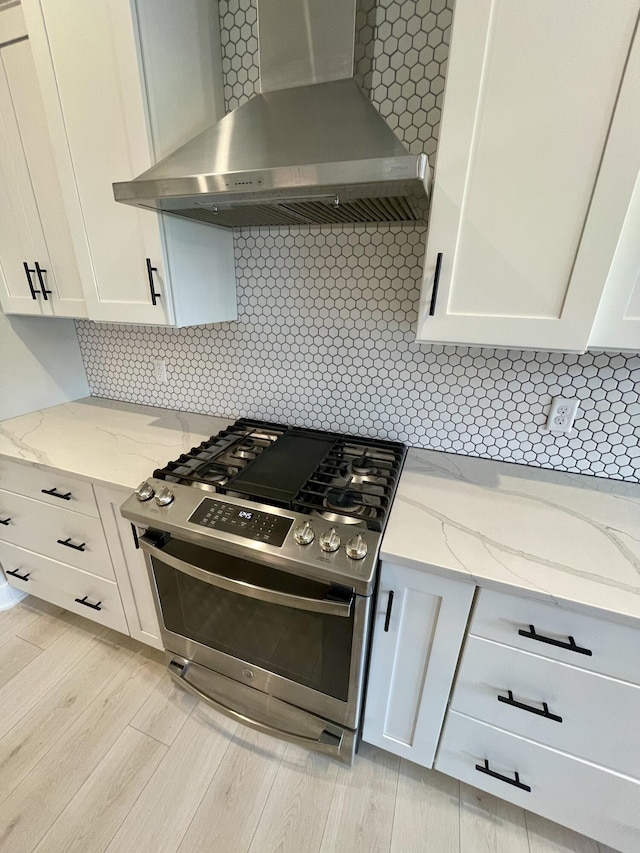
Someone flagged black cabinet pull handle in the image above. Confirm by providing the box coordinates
[57,537,86,552]
[146,258,161,306]
[384,590,394,632]
[6,568,29,581]
[0,517,11,525]
[497,689,563,723]
[475,759,531,792]
[42,487,72,501]
[428,252,443,316]
[131,523,140,549]
[23,262,40,299]
[34,262,52,300]
[518,624,592,656]
[74,595,102,611]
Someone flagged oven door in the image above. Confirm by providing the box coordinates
[140,534,371,730]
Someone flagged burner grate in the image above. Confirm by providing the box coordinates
[293,436,406,532]
[152,420,287,488]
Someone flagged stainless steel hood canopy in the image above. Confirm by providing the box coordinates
[113,0,430,229]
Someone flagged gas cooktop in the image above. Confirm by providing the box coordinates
[122,420,406,592]
[151,419,406,532]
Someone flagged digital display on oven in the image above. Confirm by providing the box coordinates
[188,499,293,547]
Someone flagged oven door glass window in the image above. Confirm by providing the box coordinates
[150,539,354,701]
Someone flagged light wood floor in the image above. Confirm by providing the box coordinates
[0,596,619,853]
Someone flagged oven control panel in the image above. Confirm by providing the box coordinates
[188,499,294,547]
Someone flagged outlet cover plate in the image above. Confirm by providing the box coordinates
[543,396,579,436]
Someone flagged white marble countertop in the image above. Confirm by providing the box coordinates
[3,399,639,625]
[0,397,231,491]
[382,449,640,626]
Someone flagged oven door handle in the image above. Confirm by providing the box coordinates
[140,537,353,617]
[167,658,345,757]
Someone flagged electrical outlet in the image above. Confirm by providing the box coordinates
[153,359,168,384]
[544,396,579,435]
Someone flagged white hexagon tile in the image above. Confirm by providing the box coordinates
[75,0,640,483]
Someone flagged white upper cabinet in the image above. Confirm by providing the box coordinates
[417,0,640,352]
[586,31,640,351]
[22,0,236,327]
[0,5,86,319]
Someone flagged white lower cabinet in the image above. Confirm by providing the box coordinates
[0,458,161,648]
[94,484,162,650]
[436,711,640,853]
[436,585,640,852]
[363,561,475,766]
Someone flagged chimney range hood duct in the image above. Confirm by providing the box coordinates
[113,0,430,229]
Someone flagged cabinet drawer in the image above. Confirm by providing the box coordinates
[0,541,128,634]
[472,588,640,684]
[451,636,640,779]
[0,488,113,578]
[436,711,640,853]
[0,457,97,517]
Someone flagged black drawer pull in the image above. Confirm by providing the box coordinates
[384,590,394,632]
[74,595,102,611]
[42,487,72,501]
[146,258,161,306]
[6,568,29,581]
[0,517,11,525]
[428,252,443,316]
[518,624,592,656]
[57,537,86,552]
[23,262,40,299]
[498,690,563,723]
[475,759,531,792]
[34,262,52,300]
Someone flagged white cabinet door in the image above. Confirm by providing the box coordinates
[0,7,85,319]
[417,0,640,352]
[587,32,640,350]
[94,484,162,650]
[362,561,475,766]
[23,0,236,328]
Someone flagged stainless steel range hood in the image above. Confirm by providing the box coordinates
[113,0,430,228]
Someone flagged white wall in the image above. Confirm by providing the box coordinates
[0,313,89,420]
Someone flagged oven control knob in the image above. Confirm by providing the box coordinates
[154,486,174,507]
[293,521,315,545]
[345,533,368,560]
[319,527,341,553]
[135,481,155,502]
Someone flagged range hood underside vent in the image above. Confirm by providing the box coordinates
[165,195,423,228]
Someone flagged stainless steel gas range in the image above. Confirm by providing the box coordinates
[121,419,406,763]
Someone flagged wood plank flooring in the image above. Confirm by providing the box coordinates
[0,597,619,853]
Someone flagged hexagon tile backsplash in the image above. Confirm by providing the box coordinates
[75,221,640,483]
[75,0,640,483]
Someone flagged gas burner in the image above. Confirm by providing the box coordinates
[351,454,374,475]
[313,488,378,525]
[339,459,386,487]
[325,488,364,513]
[204,470,230,484]
[191,465,237,490]
[231,440,258,460]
